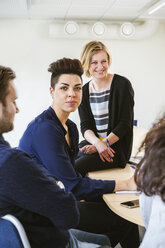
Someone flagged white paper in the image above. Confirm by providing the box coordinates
[115,190,140,194]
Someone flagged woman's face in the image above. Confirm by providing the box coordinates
[50,74,82,115]
[89,51,109,79]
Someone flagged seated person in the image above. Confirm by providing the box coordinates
[76,41,134,177]
[18,58,139,248]
[0,65,112,248]
[135,114,165,247]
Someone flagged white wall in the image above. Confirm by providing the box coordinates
[0,20,165,146]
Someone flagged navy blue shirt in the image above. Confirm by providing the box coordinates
[19,107,115,201]
[0,134,79,248]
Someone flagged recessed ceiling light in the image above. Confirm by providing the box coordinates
[64,21,79,36]
[92,22,106,36]
[120,22,135,37]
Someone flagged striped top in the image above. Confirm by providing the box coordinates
[89,82,110,139]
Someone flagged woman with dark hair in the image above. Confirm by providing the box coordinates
[135,114,165,247]
[19,57,139,248]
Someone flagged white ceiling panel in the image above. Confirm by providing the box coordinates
[30,6,69,19]
[29,0,72,19]
[140,1,165,20]
[71,0,110,5]
[103,7,140,20]
[31,0,71,4]
[0,0,28,19]
[155,7,165,17]
[0,0,164,21]
[113,0,152,8]
[66,0,114,19]
[67,6,109,20]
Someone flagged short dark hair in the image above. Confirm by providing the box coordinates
[0,65,16,105]
[48,58,83,89]
[135,114,165,202]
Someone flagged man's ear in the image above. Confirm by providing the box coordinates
[0,102,3,118]
[49,87,54,97]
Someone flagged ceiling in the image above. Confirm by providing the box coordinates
[0,0,165,22]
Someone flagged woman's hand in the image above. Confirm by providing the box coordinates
[126,176,137,191]
[81,145,97,154]
[114,176,137,192]
[81,139,115,162]
[94,139,115,162]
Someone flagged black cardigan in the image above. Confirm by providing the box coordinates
[78,74,134,168]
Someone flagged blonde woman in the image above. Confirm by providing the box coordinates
[76,41,134,177]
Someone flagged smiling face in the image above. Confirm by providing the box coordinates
[0,80,19,133]
[50,74,82,117]
[89,51,109,80]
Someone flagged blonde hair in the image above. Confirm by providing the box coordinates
[80,41,111,77]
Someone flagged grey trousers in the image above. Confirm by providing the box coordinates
[69,229,111,248]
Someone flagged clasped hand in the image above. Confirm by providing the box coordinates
[81,139,115,162]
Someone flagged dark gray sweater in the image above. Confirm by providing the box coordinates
[78,74,134,168]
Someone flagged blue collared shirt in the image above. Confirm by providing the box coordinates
[19,107,115,201]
